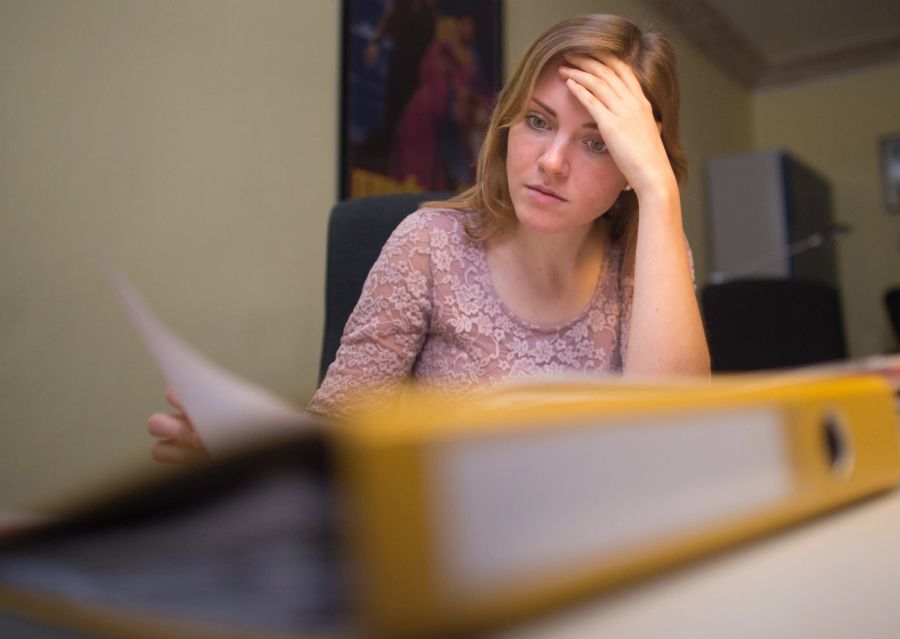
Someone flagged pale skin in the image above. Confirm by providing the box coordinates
[146,387,208,463]
[148,52,710,462]
[554,53,710,375]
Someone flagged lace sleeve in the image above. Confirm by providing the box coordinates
[617,236,696,369]
[307,212,434,418]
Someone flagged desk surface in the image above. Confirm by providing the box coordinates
[493,487,900,639]
[4,488,900,638]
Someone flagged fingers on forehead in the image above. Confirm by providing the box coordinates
[564,57,621,90]
[565,51,624,65]
[600,54,645,94]
[597,52,628,67]
[598,54,640,82]
[563,53,636,82]
[563,52,607,70]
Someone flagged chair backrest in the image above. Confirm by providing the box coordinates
[318,192,454,382]
[885,288,900,346]
[700,278,847,372]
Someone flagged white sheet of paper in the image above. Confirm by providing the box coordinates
[98,254,315,454]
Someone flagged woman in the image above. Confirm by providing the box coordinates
[149,14,710,462]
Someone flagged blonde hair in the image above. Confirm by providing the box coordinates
[424,14,686,267]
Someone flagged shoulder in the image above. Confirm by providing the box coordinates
[392,207,478,245]
[400,207,475,230]
[375,207,479,273]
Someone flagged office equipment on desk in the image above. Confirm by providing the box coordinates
[702,150,850,373]
[707,224,849,286]
[338,374,900,638]
[706,149,840,287]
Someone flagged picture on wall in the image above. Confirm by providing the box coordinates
[880,133,900,213]
[340,0,502,199]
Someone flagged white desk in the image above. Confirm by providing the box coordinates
[4,490,900,638]
[493,488,900,639]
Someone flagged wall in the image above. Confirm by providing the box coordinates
[0,0,753,510]
[0,0,340,509]
[752,64,900,355]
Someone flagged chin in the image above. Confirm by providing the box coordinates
[514,208,574,234]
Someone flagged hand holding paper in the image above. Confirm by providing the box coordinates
[97,252,319,456]
[146,387,209,463]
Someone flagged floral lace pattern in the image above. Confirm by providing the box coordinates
[307,208,636,417]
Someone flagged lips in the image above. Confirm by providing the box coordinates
[526,184,567,202]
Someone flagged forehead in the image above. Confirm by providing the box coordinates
[533,59,566,91]
[524,60,588,118]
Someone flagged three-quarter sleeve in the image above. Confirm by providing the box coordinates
[307,212,434,418]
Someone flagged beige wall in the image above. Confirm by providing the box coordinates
[752,64,900,356]
[0,0,339,509]
[0,1,753,510]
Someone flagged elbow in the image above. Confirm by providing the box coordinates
[676,341,712,377]
[689,346,712,377]
[623,342,711,379]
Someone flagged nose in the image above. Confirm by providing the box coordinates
[537,135,569,177]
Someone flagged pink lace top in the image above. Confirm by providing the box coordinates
[307,208,644,417]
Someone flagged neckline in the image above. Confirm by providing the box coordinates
[478,227,612,333]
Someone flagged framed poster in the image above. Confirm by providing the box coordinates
[340,0,502,199]
[880,133,900,213]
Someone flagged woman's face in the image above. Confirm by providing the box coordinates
[505,60,628,235]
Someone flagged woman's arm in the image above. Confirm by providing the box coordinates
[560,54,710,376]
[147,212,436,462]
[307,211,436,416]
[624,186,710,375]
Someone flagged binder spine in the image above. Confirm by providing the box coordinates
[339,376,900,639]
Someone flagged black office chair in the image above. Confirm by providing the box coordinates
[318,192,454,382]
[701,278,847,372]
[885,288,900,348]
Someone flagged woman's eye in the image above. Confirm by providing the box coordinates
[587,139,608,153]
[526,114,549,130]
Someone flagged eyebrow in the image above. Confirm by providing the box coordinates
[530,97,598,130]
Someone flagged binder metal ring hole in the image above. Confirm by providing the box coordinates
[822,410,854,477]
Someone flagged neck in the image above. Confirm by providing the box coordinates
[502,221,604,284]
[483,218,608,326]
